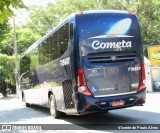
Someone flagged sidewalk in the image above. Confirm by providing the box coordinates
[0,93,17,99]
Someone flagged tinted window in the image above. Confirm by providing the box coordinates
[43,38,50,63]
[78,13,140,38]
[59,23,69,56]
[39,22,69,65]
[29,47,39,69]
[20,71,32,88]
[23,22,70,67]
[50,31,59,60]
[20,55,31,74]
[38,44,44,65]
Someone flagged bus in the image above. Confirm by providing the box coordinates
[20,10,146,118]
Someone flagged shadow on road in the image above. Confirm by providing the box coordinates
[25,105,160,131]
[0,94,160,132]
[59,109,160,132]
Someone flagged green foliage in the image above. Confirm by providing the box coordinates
[1,25,41,55]
[0,23,13,55]
[0,0,160,87]
[26,0,97,36]
[20,55,30,75]
[1,0,160,56]
[26,0,160,57]
[0,22,10,43]
[0,0,25,55]
[16,26,41,53]
[0,53,16,87]
[133,0,160,56]
[0,0,25,24]
[0,22,11,50]
[27,6,53,36]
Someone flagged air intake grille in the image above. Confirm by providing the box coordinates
[62,80,74,109]
[88,51,136,63]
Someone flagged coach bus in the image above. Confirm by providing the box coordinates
[20,10,146,118]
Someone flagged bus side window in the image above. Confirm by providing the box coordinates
[38,38,50,65]
[29,47,39,69]
[59,22,69,56]
[21,72,32,89]
[38,44,44,65]
[50,30,59,60]
[20,56,31,74]
[42,38,50,64]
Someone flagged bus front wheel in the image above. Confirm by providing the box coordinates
[49,94,62,119]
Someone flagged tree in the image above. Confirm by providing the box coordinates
[26,0,97,36]
[0,25,41,55]
[0,0,158,89]
[133,0,160,56]
[0,0,25,24]
[26,0,160,57]
[0,21,11,54]
[0,53,16,95]
[16,26,41,53]
[0,0,25,55]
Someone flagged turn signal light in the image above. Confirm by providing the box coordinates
[77,67,92,96]
[138,63,146,90]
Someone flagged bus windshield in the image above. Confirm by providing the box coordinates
[78,13,140,39]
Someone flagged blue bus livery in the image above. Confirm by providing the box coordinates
[20,10,146,118]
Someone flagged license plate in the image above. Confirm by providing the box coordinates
[111,100,125,107]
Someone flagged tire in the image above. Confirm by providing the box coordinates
[49,94,62,119]
[22,94,30,107]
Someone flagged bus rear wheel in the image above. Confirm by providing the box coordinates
[49,94,62,119]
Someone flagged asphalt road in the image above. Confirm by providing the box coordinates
[0,92,160,133]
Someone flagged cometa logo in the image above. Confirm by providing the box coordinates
[92,40,132,49]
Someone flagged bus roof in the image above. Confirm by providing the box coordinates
[77,10,129,15]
